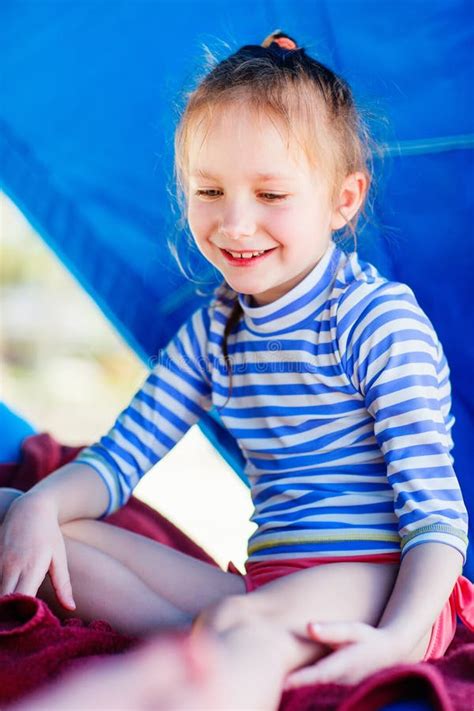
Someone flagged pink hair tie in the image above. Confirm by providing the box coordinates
[261,31,299,51]
[273,37,297,51]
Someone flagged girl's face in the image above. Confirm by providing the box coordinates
[187,106,339,306]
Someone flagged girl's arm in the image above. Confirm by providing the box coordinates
[20,461,111,522]
[72,304,214,518]
[0,463,110,608]
[337,280,468,563]
[377,541,463,648]
[1,304,214,605]
[285,282,470,687]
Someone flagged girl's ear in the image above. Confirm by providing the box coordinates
[330,172,367,230]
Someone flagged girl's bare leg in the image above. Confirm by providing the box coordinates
[60,519,245,616]
[37,537,195,635]
[1,489,245,635]
[2,492,433,710]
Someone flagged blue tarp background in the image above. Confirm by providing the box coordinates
[1,1,473,580]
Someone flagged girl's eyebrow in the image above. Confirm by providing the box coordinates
[190,169,293,182]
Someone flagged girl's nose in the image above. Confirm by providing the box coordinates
[220,201,256,241]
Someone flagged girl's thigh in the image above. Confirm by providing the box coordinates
[61,518,246,616]
[245,561,431,660]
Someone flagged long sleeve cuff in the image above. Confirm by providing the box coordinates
[74,448,124,517]
[400,524,468,563]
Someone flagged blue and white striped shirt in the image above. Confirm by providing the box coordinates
[76,241,469,564]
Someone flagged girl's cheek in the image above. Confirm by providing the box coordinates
[188,202,213,234]
[186,212,202,241]
[266,210,292,234]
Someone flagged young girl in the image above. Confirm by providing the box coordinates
[1,30,472,709]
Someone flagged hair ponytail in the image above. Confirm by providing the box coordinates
[216,295,243,412]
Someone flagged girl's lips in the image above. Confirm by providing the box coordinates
[220,247,277,266]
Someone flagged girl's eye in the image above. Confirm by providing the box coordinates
[194,190,287,201]
[195,189,222,198]
[260,193,287,201]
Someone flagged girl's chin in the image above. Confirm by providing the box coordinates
[225,280,259,295]
[224,279,279,304]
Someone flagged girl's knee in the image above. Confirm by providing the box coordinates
[197,592,272,635]
[60,519,81,535]
[195,592,321,672]
[60,519,92,540]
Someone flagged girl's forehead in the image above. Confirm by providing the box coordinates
[192,106,287,147]
[188,106,312,176]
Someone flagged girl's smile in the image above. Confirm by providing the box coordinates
[219,246,278,266]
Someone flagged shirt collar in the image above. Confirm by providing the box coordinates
[237,241,342,335]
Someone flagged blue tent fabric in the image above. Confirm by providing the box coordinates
[1,0,473,593]
[0,403,36,464]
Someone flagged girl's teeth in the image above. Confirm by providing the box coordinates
[228,250,266,259]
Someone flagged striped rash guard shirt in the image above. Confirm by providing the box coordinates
[76,240,469,564]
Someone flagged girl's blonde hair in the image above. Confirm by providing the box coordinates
[170,30,384,409]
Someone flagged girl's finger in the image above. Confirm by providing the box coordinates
[284,669,317,690]
[284,665,331,690]
[14,568,45,598]
[0,566,21,596]
[306,620,369,644]
[12,550,51,598]
[284,649,353,689]
[49,548,76,610]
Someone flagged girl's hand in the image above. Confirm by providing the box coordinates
[0,493,76,610]
[284,621,404,688]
